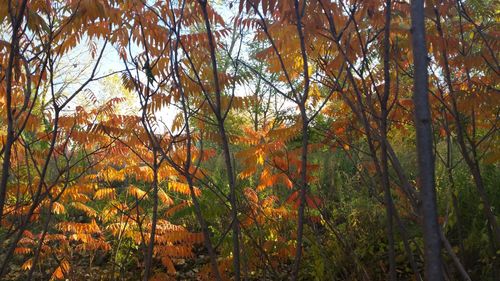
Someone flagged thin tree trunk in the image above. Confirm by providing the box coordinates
[291,0,311,279]
[217,125,240,281]
[186,175,222,280]
[443,117,467,267]
[26,203,53,280]
[381,0,397,279]
[0,87,61,276]
[410,1,443,280]
[173,34,222,280]
[439,229,472,281]
[198,1,240,279]
[0,0,29,225]
[292,108,309,281]
[143,150,159,281]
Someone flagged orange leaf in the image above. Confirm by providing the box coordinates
[51,259,70,280]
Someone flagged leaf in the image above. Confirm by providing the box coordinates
[71,202,97,217]
[51,259,70,280]
[158,189,174,206]
[128,185,147,199]
[257,154,265,165]
[21,258,33,270]
[51,202,66,214]
[244,188,259,203]
[165,201,190,217]
[15,247,32,255]
[168,181,199,196]
[286,191,322,209]
[161,256,176,274]
[94,188,116,200]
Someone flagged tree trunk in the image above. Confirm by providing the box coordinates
[410,1,443,280]
[291,0,311,279]
[175,45,223,280]
[382,0,397,279]
[292,107,309,281]
[0,0,29,225]
[143,150,159,281]
[199,1,241,279]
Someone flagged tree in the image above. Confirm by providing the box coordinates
[1,1,498,280]
[410,0,443,280]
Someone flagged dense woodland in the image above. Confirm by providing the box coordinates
[0,0,499,280]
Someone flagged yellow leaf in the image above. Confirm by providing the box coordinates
[71,202,97,217]
[94,188,116,200]
[168,181,193,196]
[129,185,147,199]
[158,189,174,206]
[52,202,66,215]
[21,258,33,270]
[257,154,264,165]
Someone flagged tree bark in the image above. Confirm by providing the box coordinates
[172,32,223,279]
[198,1,240,279]
[410,1,444,280]
[291,0,311,279]
[143,150,159,281]
[381,0,397,279]
[0,0,29,225]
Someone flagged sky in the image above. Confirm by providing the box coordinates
[55,1,294,135]
[60,3,242,107]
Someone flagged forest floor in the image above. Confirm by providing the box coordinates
[2,246,287,280]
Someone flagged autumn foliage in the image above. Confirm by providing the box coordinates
[0,0,499,280]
